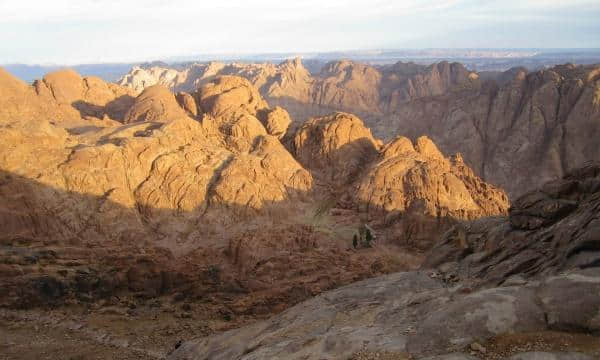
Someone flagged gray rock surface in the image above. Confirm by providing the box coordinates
[505,352,595,360]
[419,354,480,360]
[169,167,600,360]
[423,162,600,287]
[168,268,600,360]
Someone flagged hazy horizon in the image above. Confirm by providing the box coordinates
[1,0,599,65]
[4,47,600,67]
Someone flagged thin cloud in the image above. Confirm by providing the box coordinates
[0,0,598,64]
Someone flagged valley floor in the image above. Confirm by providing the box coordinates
[0,300,250,360]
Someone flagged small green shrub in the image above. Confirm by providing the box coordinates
[365,229,373,247]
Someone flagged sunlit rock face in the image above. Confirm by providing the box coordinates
[123,84,188,123]
[292,112,508,250]
[0,71,313,246]
[294,112,381,186]
[120,61,600,198]
[356,135,508,219]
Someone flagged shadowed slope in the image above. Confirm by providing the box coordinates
[169,163,600,360]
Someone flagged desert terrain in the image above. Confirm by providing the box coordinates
[0,53,598,359]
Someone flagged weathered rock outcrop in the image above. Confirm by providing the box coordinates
[196,75,268,119]
[294,112,380,186]
[35,69,136,121]
[0,82,312,247]
[124,84,188,123]
[209,136,312,212]
[424,162,600,285]
[1,67,135,125]
[259,106,292,139]
[356,136,508,220]
[194,75,277,151]
[292,113,508,249]
[354,136,508,249]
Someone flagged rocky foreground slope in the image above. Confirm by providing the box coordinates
[170,163,600,360]
[119,60,600,197]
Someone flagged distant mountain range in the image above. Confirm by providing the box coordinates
[4,48,600,83]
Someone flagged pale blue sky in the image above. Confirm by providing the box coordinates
[1,0,599,64]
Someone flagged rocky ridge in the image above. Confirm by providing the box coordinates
[293,112,509,249]
[118,60,600,197]
[0,70,317,312]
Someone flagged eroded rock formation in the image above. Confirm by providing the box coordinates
[294,112,381,186]
[119,60,600,198]
[0,71,322,310]
[356,136,508,220]
[294,113,508,249]
[123,84,188,123]
[424,162,600,284]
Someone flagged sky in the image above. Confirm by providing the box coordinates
[1,0,599,65]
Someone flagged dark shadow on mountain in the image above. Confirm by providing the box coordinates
[0,132,517,312]
[71,94,135,122]
[0,163,425,313]
[266,95,377,129]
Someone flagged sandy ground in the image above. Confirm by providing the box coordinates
[0,300,260,360]
[2,303,599,360]
[351,331,600,360]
